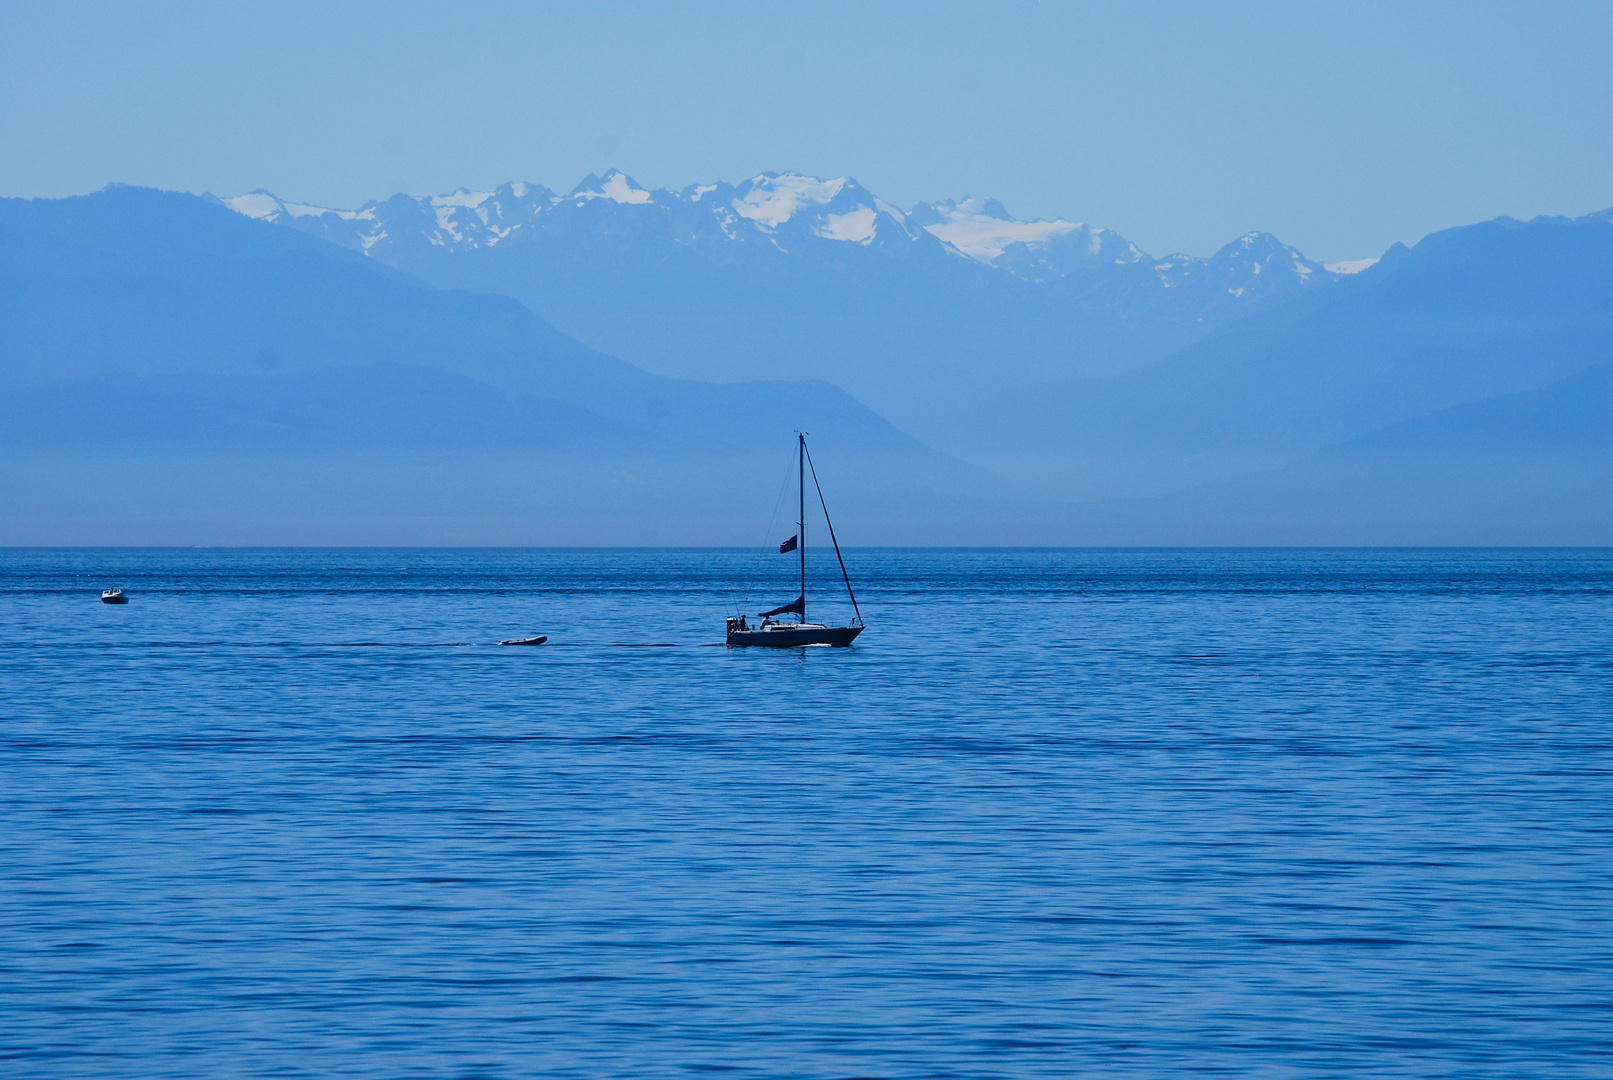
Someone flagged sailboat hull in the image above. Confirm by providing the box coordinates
[727,624,863,648]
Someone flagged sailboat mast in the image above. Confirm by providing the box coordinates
[798,432,806,623]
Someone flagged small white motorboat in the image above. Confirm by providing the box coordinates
[102,589,128,604]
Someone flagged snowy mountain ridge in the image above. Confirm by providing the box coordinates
[220,169,1341,301]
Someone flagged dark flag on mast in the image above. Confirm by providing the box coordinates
[778,534,798,554]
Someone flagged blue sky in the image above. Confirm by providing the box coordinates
[1,1,1608,261]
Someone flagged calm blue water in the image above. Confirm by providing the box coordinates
[2,548,1610,1078]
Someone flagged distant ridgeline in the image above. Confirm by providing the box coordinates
[220,172,1348,420]
[0,176,1608,544]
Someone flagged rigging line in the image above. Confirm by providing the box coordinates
[742,448,798,616]
[802,441,863,627]
[761,449,794,549]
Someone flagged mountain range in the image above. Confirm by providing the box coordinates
[219,171,1349,437]
[223,169,1346,310]
[1,174,1608,544]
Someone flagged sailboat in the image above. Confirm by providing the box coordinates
[727,434,865,647]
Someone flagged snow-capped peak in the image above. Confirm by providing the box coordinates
[915,198,1083,263]
[725,173,914,246]
[221,190,369,223]
[601,170,652,205]
[570,170,654,205]
[951,196,1015,221]
[1325,258,1379,275]
[1147,231,1340,303]
[222,191,283,220]
[732,173,851,228]
[909,196,1153,280]
[1205,231,1329,281]
[431,188,496,210]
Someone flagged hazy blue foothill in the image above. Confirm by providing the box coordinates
[1,179,1610,544]
[0,186,968,544]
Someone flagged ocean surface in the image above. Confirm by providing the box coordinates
[2,547,1610,1078]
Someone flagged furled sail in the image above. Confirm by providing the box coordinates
[760,596,805,618]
